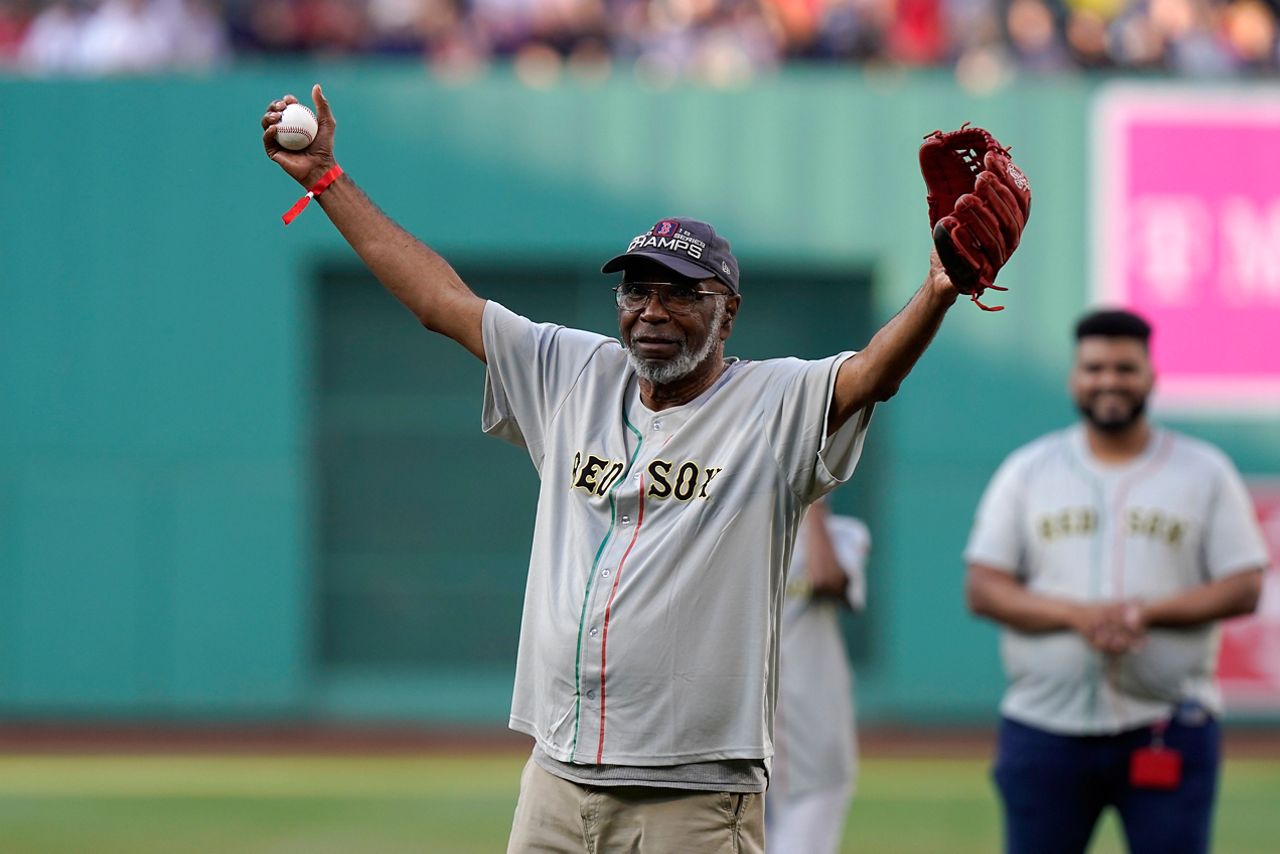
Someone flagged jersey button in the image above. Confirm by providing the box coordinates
[653,420,662,430]
[586,690,596,700]
[601,569,611,577]
[589,627,599,638]
[621,515,630,524]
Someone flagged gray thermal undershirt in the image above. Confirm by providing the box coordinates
[532,744,768,793]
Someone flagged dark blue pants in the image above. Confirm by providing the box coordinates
[993,713,1220,854]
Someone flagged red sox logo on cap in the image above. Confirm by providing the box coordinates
[653,219,680,237]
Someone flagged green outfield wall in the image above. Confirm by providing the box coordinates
[1,66,1276,725]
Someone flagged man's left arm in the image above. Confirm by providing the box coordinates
[1132,455,1271,630]
[827,252,958,435]
[1134,568,1264,629]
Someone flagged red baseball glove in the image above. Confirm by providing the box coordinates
[919,125,1031,311]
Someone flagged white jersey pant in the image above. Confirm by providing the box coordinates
[765,785,852,854]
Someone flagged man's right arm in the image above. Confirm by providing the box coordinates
[315,179,486,360]
[263,84,486,361]
[966,564,1141,654]
[967,564,1082,632]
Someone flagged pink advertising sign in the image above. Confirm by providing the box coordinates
[1093,88,1280,412]
[1218,482,1280,711]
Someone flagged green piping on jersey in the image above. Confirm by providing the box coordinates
[568,414,643,758]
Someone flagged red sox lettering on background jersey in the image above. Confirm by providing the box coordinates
[965,426,1269,735]
[481,302,873,766]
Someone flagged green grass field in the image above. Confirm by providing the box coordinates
[0,753,1276,853]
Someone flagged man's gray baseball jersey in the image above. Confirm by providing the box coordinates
[481,301,873,766]
[772,514,869,801]
[965,425,1269,734]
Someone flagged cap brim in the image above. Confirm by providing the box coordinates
[601,251,716,283]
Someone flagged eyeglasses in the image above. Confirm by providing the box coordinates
[614,282,728,314]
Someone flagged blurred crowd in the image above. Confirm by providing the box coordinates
[0,0,1277,83]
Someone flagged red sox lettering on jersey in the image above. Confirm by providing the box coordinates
[1035,506,1186,546]
[571,451,723,501]
[481,301,872,767]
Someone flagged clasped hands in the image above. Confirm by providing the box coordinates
[1073,601,1147,655]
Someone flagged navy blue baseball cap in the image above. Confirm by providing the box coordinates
[602,218,740,293]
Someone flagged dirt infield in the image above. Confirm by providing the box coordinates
[0,723,1277,758]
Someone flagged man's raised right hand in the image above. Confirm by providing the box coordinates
[262,83,337,189]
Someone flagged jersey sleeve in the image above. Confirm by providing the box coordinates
[829,515,871,611]
[964,451,1029,576]
[1202,454,1271,580]
[481,301,613,469]
[763,352,874,505]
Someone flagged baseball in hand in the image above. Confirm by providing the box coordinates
[276,103,318,151]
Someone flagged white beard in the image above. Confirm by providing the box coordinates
[626,299,726,386]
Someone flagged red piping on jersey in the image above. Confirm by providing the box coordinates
[597,473,646,763]
[1109,432,1174,601]
[568,415,644,759]
[1102,431,1174,722]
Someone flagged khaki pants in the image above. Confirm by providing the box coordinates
[507,757,765,853]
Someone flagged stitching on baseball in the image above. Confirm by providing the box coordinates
[278,126,314,141]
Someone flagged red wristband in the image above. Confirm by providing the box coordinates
[282,164,344,226]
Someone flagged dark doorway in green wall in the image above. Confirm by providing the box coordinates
[313,259,881,716]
